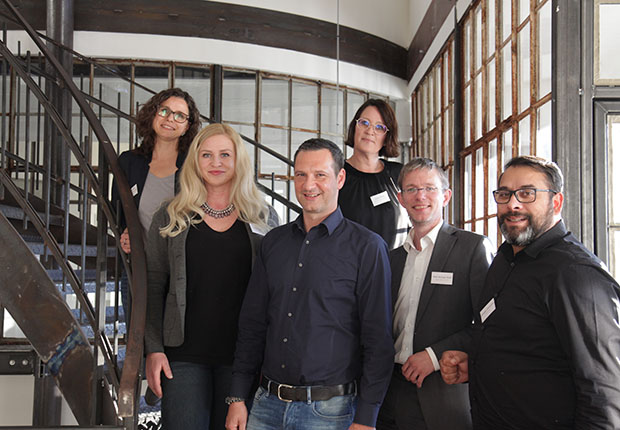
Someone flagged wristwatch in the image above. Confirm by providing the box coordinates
[225,396,245,405]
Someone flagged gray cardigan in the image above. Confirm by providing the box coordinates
[144,206,264,355]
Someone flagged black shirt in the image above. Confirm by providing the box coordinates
[338,160,408,250]
[165,219,252,365]
[470,221,620,429]
[230,208,394,427]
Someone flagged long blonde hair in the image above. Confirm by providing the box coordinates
[160,123,268,237]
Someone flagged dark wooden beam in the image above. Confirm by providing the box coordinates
[407,0,454,82]
[1,0,407,79]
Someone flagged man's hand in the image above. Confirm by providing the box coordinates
[120,228,131,254]
[145,352,173,398]
[349,423,374,430]
[401,350,435,388]
[439,350,469,384]
[226,401,248,430]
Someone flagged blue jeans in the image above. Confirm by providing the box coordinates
[247,386,357,430]
[161,361,231,430]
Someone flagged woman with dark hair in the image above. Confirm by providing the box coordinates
[111,87,201,326]
[338,98,409,249]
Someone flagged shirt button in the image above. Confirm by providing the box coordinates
[283,338,288,343]
[305,240,310,245]
[292,287,297,292]
[288,313,292,317]
[281,364,286,369]
[298,262,303,267]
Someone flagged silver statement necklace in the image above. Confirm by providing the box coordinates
[200,201,235,219]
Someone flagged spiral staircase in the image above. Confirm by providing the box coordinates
[0,0,300,427]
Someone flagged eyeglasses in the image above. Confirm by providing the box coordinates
[492,187,558,204]
[157,106,190,123]
[355,118,389,135]
[402,186,440,196]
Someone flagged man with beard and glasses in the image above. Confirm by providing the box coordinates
[439,156,620,429]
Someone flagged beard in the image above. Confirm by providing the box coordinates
[498,203,554,247]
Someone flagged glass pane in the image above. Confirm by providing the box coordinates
[488,59,496,131]
[488,138,498,212]
[259,127,288,176]
[347,92,365,125]
[475,5,483,71]
[320,87,344,135]
[610,230,620,280]
[464,85,471,145]
[475,73,483,140]
[518,115,531,155]
[475,147,484,218]
[488,214,499,249]
[502,43,512,120]
[536,101,552,160]
[92,65,132,114]
[446,106,454,165]
[518,23,531,113]
[228,123,257,169]
[291,131,319,157]
[429,72,435,122]
[519,0,530,25]
[262,78,289,127]
[609,116,620,223]
[475,219,485,236]
[292,81,318,131]
[464,19,471,81]
[175,66,210,121]
[223,70,256,124]
[488,0,497,58]
[539,1,552,97]
[502,0,512,43]
[464,155,473,222]
[135,66,169,107]
[502,128,513,166]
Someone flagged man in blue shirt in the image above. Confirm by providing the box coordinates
[225,138,394,430]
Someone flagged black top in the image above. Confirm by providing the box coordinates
[470,221,620,429]
[338,160,407,249]
[165,219,252,365]
[111,149,186,232]
[230,208,394,427]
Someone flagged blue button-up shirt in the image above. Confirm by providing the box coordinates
[231,208,394,427]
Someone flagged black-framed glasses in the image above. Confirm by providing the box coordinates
[492,187,558,204]
[355,118,389,135]
[157,106,190,123]
[402,186,440,196]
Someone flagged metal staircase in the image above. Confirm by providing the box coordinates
[0,0,301,427]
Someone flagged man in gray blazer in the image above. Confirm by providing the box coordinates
[376,158,494,430]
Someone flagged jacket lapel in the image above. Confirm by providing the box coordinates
[415,223,457,325]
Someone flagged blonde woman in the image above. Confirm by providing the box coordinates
[144,123,274,430]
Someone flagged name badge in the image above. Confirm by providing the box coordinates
[131,184,139,196]
[431,271,453,285]
[480,298,496,323]
[370,191,390,207]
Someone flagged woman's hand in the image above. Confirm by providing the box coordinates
[120,228,131,254]
[146,352,173,398]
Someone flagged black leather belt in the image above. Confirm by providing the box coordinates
[260,377,356,402]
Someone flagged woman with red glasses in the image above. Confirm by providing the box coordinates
[339,99,409,249]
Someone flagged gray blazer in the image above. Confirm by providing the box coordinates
[390,222,494,430]
[144,206,264,355]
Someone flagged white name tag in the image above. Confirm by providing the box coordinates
[370,191,390,207]
[431,271,453,285]
[131,184,139,196]
[480,298,496,323]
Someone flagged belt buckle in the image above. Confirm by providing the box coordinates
[277,383,294,402]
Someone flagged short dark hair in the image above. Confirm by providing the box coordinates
[345,98,400,158]
[294,138,344,175]
[398,157,449,190]
[500,155,564,192]
[134,88,201,156]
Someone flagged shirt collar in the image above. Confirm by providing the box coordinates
[292,207,344,236]
[499,219,568,260]
[403,219,443,254]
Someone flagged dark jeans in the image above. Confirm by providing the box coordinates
[161,361,232,430]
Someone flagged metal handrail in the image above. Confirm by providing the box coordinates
[1,0,146,418]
